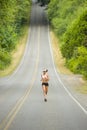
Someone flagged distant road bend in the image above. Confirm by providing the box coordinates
[0,2,87,130]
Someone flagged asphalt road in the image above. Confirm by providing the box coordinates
[0,2,87,130]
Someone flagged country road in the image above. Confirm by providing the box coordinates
[0,2,87,130]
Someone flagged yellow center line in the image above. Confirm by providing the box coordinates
[0,26,40,130]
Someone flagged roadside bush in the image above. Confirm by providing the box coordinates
[61,9,87,59]
[67,46,87,78]
[0,49,11,70]
[48,0,87,39]
[47,0,87,78]
[0,25,17,52]
[47,0,59,21]
[52,18,68,37]
[0,0,31,70]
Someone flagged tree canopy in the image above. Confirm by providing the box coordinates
[0,0,31,70]
[47,0,87,78]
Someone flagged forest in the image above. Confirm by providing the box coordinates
[0,0,31,70]
[47,0,87,78]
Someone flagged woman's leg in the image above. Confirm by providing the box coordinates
[42,85,47,101]
[45,86,48,95]
[42,85,46,96]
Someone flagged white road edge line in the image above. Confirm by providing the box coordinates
[48,25,87,115]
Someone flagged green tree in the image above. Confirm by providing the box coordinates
[0,0,31,70]
[61,9,87,59]
[47,0,87,78]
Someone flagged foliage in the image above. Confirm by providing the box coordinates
[15,0,31,35]
[0,25,17,51]
[0,0,31,70]
[0,0,17,51]
[0,49,11,70]
[47,0,87,78]
[48,0,59,21]
[48,0,87,38]
[67,46,87,78]
[61,9,87,59]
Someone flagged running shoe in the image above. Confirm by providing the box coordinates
[44,98,47,102]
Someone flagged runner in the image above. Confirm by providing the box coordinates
[41,69,49,102]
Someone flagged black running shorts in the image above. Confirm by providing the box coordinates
[42,82,49,87]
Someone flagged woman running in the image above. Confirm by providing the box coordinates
[41,69,49,102]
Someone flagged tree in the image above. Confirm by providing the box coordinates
[0,0,31,70]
